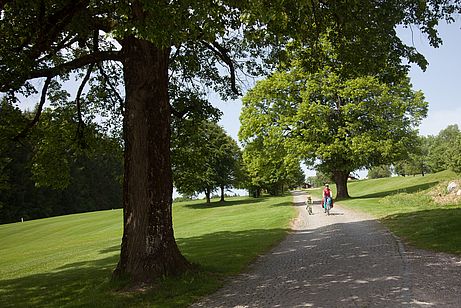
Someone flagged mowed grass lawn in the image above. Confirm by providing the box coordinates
[0,195,295,307]
[339,170,461,255]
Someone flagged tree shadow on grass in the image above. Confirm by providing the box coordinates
[0,255,119,308]
[352,181,440,199]
[184,197,269,209]
[0,228,289,308]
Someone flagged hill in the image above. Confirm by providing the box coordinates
[340,170,461,255]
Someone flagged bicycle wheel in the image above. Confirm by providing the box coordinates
[325,197,331,215]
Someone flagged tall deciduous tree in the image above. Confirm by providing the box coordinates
[1,0,457,284]
[241,69,427,198]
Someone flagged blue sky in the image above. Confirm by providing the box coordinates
[215,20,461,142]
[402,20,461,136]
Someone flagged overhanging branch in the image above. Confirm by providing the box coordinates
[201,40,241,96]
[97,63,124,108]
[14,76,52,141]
[75,63,94,145]
[30,51,122,80]
[1,51,122,93]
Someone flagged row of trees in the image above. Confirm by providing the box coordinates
[1,97,252,223]
[369,124,461,178]
[2,0,459,285]
[172,120,244,203]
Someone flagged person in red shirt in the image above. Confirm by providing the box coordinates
[322,184,333,210]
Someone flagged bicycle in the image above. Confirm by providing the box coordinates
[305,196,313,215]
[324,196,332,215]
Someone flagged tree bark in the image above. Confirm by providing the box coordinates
[113,36,190,284]
[220,184,225,202]
[332,170,350,199]
[205,188,211,203]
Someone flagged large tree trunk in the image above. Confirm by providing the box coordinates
[113,37,190,284]
[332,170,350,199]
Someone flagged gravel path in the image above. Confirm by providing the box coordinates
[191,191,461,307]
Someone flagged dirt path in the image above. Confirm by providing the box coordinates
[191,191,461,307]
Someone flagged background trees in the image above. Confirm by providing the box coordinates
[427,125,461,174]
[172,120,243,203]
[0,100,122,224]
[239,136,305,197]
[368,165,393,179]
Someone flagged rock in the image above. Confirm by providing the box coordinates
[447,181,458,193]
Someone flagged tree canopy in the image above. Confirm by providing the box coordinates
[240,67,428,198]
[427,125,461,174]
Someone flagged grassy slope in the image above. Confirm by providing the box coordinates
[0,195,295,307]
[340,170,461,254]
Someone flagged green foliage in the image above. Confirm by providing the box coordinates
[368,165,392,179]
[172,120,243,199]
[1,0,459,281]
[239,135,304,196]
[0,103,123,224]
[291,73,427,173]
[240,63,427,197]
[311,171,333,188]
[426,125,461,174]
[0,195,295,307]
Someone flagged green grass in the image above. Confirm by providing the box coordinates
[0,195,295,307]
[339,170,461,255]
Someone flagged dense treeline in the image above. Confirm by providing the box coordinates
[0,100,123,224]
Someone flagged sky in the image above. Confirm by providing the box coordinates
[402,20,461,136]
[214,21,461,142]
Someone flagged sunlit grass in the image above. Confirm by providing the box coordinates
[0,195,295,307]
[340,170,461,255]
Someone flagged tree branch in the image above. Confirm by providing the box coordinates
[0,0,12,12]
[75,63,94,145]
[201,40,241,95]
[97,63,124,108]
[30,51,122,80]
[14,76,52,141]
[169,104,187,119]
[1,51,121,93]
